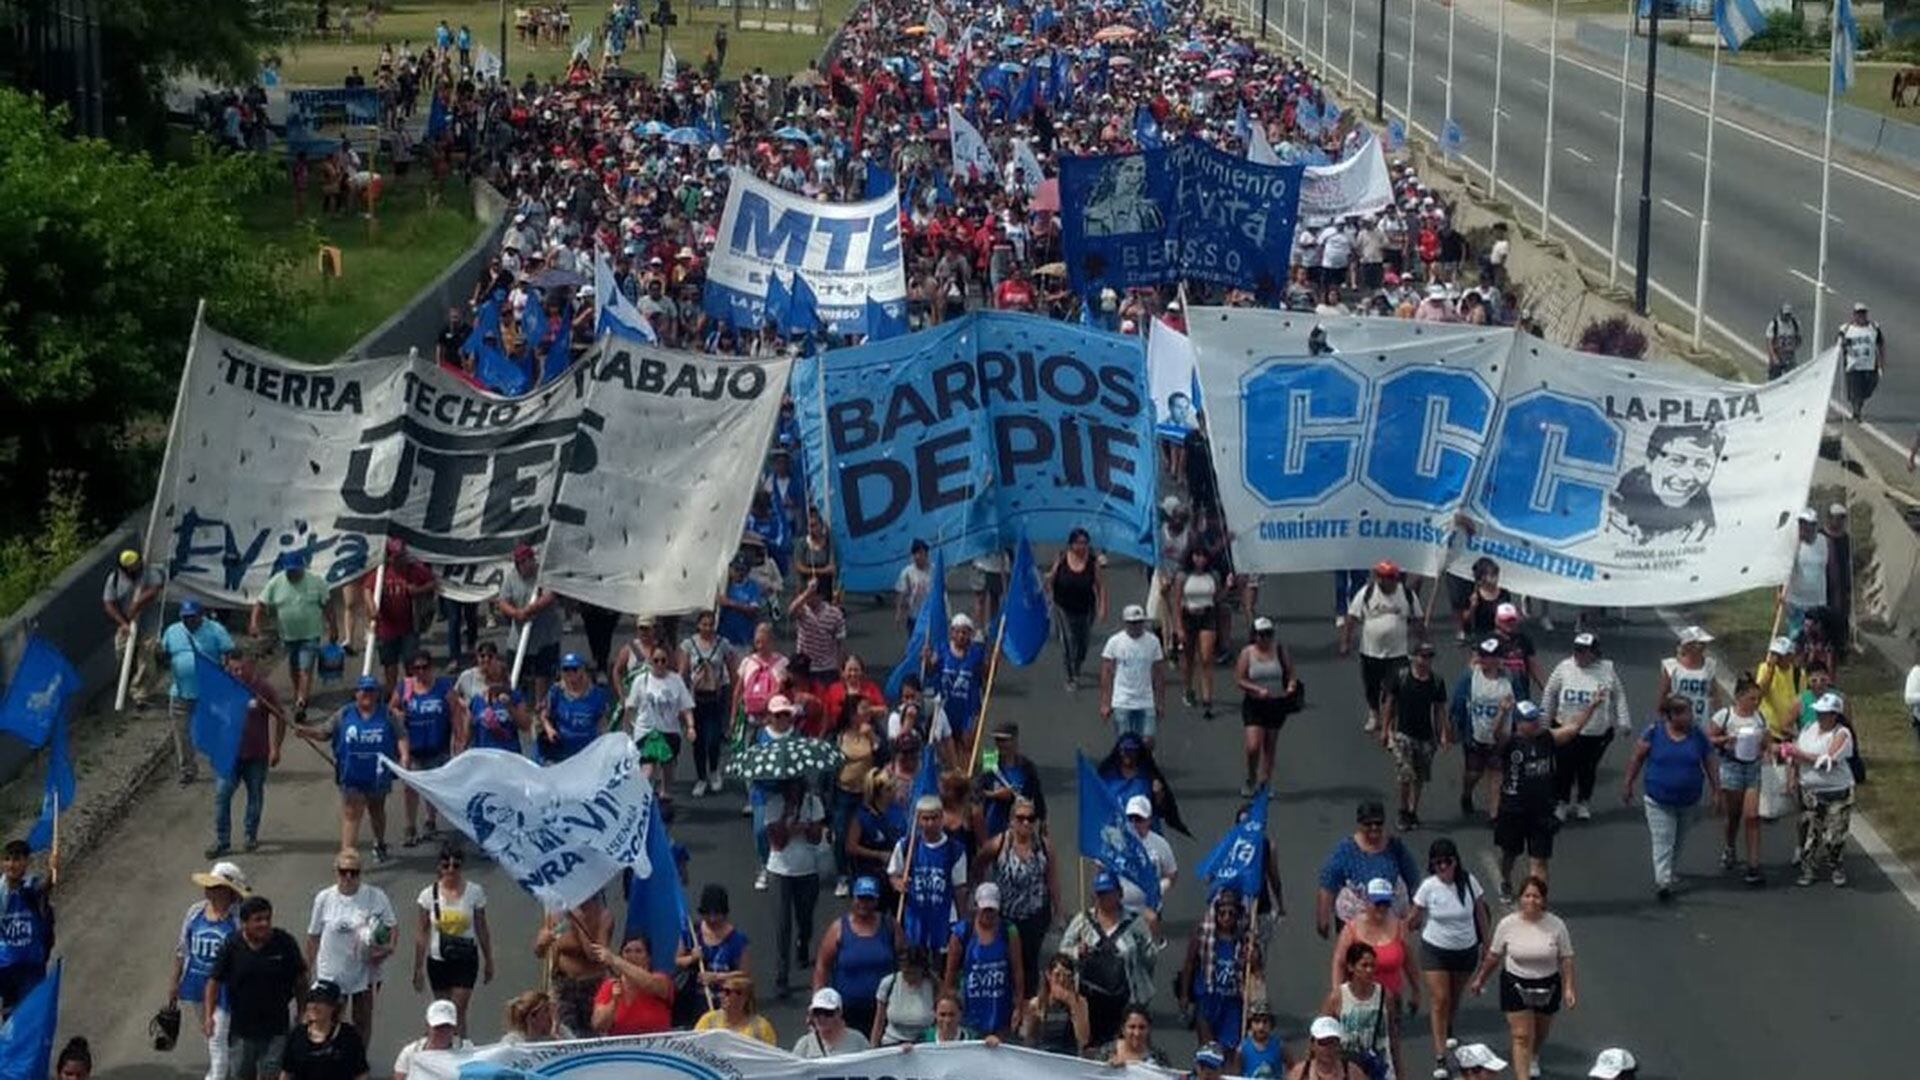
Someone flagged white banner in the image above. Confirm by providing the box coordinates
[1010,138,1045,196]
[927,8,950,40]
[474,44,501,81]
[413,1030,1179,1080]
[662,42,679,84]
[384,733,653,912]
[1298,134,1393,224]
[948,104,996,181]
[705,170,905,335]
[1147,316,1199,440]
[1247,119,1281,166]
[541,330,790,614]
[1191,310,1836,606]
[152,326,788,612]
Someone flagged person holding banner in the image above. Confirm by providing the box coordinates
[102,548,165,708]
[497,543,562,704]
[311,676,410,861]
[534,893,613,1037]
[586,936,674,1035]
[392,652,455,848]
[694,971,777,1044]
[1022,952,1092,1057]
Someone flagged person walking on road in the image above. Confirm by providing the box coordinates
[1836,301,1885,421]
[1331,878,1420,1020]
[1177,886,1258,1050]
[162,599,235,786]
[312,675,410,860]
[171,861,247,1080]
[305,850,397,1046]
[1101,605,1167,747]
[103,548,164,707]
[1314,800,1420,940]
[1706,675,1772,886]
[250,551,335,723]
[209,649,284,858]
[1381,641,1446,830]
[812,876,897,1040]
[1764,302,1803,380]
[1469,877,1577,1080]
[205,895,307,1080]
[412,843,491,1035]
[792,987,870,1057]
[944,882,1023,1039]
[1318,942,1399,1080]
[1455,639,1517,822]
[1339,560,1422,735]
[496,543,563,703]
[1655,626,1722,732]
[1786,692,1858,887]
[392,651,455,847]
[280,978,369,1080]
[1292,1015,1369,1080]
[1047,528,1106,690]
[366,538,436,690]
[1236,616,1299,797]
[1543,633,1631,823]
[391,999,470,1079]
[1621,694,1720,901]
[1409,838,1489,1062]
[1493,701,1587,901]
[1060,869,1160,1048]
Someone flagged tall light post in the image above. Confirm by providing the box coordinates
[1633,4,1663,315]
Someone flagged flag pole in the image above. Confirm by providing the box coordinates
[686,913,717,1012]
[1319,0,1329,73]
[1442,0,1456,146]
[360,559,388,679]
[1489,0,1506,201]
[810,303,838,532]
[1345,0,1357,96]
[1402,0,1416,133]
[964,612,1009,777]
[49,790,60,886]
[1239,891,1260,1034]
[1691,32,1721,349]
[1606,0,1634,290]
[120,298,207,712]
[1541,0,1560,238]
[1811,18,1839,342]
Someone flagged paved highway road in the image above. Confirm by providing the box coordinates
[1263,0,1920,438]
[51,571,1920,1080]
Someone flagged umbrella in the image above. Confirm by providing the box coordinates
[1092,25,1139,43]
[1206,67,1236,82]
[528,267,589,289]
[1226,42,1254,59]
[774,125,813,142]
[1109,55,1134,68]
[996,60,1026,73]
[730,736,844,783]
[633,119,671,136]
[903,25,928,35]
[1177,41,1209,58]
[1034,261,1067,278]
[1033,179,1061,213]
[666,126,707,145]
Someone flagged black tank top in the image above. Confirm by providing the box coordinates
[1052,555,1097,615]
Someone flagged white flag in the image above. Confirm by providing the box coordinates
[1247,118,1281,166]
[572,30,594,61]
[473,44,502,82]
[383,734,655,912]
[662,42,679,84]
[1009,138,1044,196]
[948,105,995,181]
[927,8,950,39]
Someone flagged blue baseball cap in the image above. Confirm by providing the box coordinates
[1194,1044,1227,1070]
[1116,732,1144,752]
[354,675,381,693]
[560,652,586,670]
[851,876,881,900]
[1515,700,1544,723]
[178,599,202,617]
[1092,869,1120,894]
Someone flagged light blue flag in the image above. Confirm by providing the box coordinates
[623,807,686,974]
[0,959,59,1080]
[26,712,71,853]
[1714,0,1766,51]
[1833,0,1858,94]
[1195,789,1269,899]
[999,535,1050,667]
[594,247,656,342]
[864,294,906,341]
[1441,117,1464,159]
[0,637,79,748]
[1132,103,1162,149]
[1385,118,1406,153]
[762,272,792,330]
[1076,753,1160,908]
[787,274,822,337]
[190,654,253,782]
[886,549,947,698]
[865,161,896,200]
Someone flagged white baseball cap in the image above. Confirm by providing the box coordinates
[1494,602,1520,623]
[974,882,1002,909]
[1677,625,1714,645]
[1813,691,1846,714]
[1829,502,1848,517]
[1588,1048,1638,1078]
[1252,616,1275,633]
[1797,507,1819,523]
[1768,636,1796,655]
[1122,603,1148,623]
[1308,1016,1344,1041]
[1124,794,1154,819]
[1454,1043,1508,1071]
[950,613,976,631]
[426,999,459,1028]
[809,987,844,1012]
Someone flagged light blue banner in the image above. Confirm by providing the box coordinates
[795,313,1155,591]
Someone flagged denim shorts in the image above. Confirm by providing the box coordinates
[1111,707,1157,740]
[284,639,320,673]
[1721,757,1762,791]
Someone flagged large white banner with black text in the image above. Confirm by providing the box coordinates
[1190,310,1835,606]
[153,326,788,613]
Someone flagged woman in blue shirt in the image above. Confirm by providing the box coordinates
[392,650,456,847]
[1621,694,1720,900]
[464,682,528,754]
[540,653,612,763]
[318,675,410,863]
[171,863,245,1073]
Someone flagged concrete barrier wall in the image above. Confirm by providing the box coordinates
[1573,22,1920,171]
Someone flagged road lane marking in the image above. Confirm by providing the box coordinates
[1788,268,1834,292]
[1529,76,1550,91]
[1800,201,1845,225]
[1660,197,1695,218]
[1687,150,1707,163]
[1564,147,1594,163]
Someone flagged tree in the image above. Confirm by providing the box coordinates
[0,87,297,524]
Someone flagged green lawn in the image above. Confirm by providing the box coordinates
[241,171,486,362]
[1733,59,1914,121]
[273,0,853,87]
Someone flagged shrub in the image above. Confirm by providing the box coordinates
[1577,315,1650,360]
[1746,11,1816,53]
[0,472,98,618]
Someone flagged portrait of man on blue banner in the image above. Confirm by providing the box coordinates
[793,312,1156,593]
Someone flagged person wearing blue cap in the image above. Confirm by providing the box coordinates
[811,875,896,1039]
[250,550,337,725]
[162,598,236,785]
[304,674,411,862]
[1059,866,1158,1048]
[542,653,614,765]
[1188,1041,1227,1080]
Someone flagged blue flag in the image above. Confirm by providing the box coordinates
[466,297,530,396]
[1075,753,1160,908]
[25,711,71,853]
[932,168,955,205]
[864,294,906,341]
[907,734,941,808]
[1385,118,1406,153]
[191,654,254,782]
[426,93,449,139]
[1011,66,1037,121]
[788,274,822,337]
[1196,788,1269,899]
[1147,0,1168,31]
[1133,104,1162,150]
[624,807,686,974]
[0,959,59,1079]
[865,161,896,200]
[538,300,575,385]
[0,637,79,748]
[1441,117,1464,159]
[762,272,793,331]
[999,535,1050,667]
[886,549,947,698]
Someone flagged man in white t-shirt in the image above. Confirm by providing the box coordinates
[1783,507,1830,640]
[1101,605,1166,745]
[306,850,397,1044]
[1340,560,1423,733]
[1837,301,1885,421]
[393,999,471,1078]
[1120,795,1178,918]
[895,539,935,627]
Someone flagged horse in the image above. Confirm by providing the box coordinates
[1893,67,1920,108]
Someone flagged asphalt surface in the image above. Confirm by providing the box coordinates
[1264,0,1920,433]
[49,564,1920,1079]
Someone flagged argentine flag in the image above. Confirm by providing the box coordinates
[1712,0,1765,51]
[1832,0,1859,94]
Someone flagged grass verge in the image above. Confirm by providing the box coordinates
[273,0,854,87]
[239,171,485,362]
[1730,60,1914,122]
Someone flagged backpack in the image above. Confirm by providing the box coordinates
[1078,913,1134,1000]
[742,658,780,716]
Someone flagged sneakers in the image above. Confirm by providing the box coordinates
[754,870,769,892]
[833,877,851,898]
[205,842,230,859]
[1832,866,1849,887]
[1553,803,1570,823]
[1497,881,1514,906]
[1202,704,1215,720]
[1796,867,1816,887]
[740,801,753,818]
[708,775,724,796]
[691,780,708,798]
[1182,690,1197,708]
[373,843,391,865]
[1240,780,1254,798]
[244,835,260,853]
[1405,810,1422,830]
[1363,714,1379,733]
[1572,802,1592,821]
[1397,809,1414,830]
[1655,883,1674,902]
[1720,846,1736,871]
[1743,865,1765,887]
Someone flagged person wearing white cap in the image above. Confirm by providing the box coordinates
[1755,634,1805,740]
[1587,1047,1637,1079]
[942,883,1024,1038]
[1454,1041,1509,1075]
[1101,604,1167,746]
[1120,794,1178,917]
[888,794,968,954]
[1835,300,1883,421]
[1785,690,1857,887]
[930,611,989,742]
[1540,633,1630,823]
[1234,615,1299,797]
[1656,626,1723,734]
[1782,506,1830,644]
[793,987,870,1057]
[1300,1014,1370,1078]
[392,999,471,1078]
[174,862,250,1080]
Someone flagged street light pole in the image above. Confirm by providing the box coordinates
[1443,0,1455,136]
[1374,0,1387,123]
[1346,0,1358,95]
[1489,0,1505,200]
[1541,0,1560,237]
[1633,5,1662,315]
[1403,0,1416,131]
[499,0,508,82]
[1606,0,1634,290]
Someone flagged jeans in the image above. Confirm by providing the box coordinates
[1111,707,1157,740]
[169,696,199,780]
[752,799,769,865]
[830,787,860,880]
[772,871,820,987]
[691,695,727,783]
[213,758,269,846]
[1642,797,1692,888]
[1059,608,1094,680]
[438,597,476,663]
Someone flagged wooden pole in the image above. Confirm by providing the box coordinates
[963,614,1009,777]
[1239,892,1260,1033]
[48,790,60,887]
[360,559,388,679]
[687,914,717,1012]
